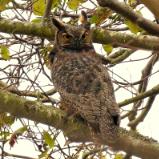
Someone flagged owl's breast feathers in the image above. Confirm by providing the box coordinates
[50,49,103,94]
[49,49,120,127]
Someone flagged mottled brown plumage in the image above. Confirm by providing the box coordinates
[49,12,120,143]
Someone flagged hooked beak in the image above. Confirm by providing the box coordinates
[72,38,83,49]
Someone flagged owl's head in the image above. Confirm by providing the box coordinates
[52,11,92,50]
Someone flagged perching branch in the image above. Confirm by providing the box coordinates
[0,89,159,159]
[96,0,159,35]
[1,18,159,50]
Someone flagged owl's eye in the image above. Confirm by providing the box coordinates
[81,31,89,39]
[62,33,72,39]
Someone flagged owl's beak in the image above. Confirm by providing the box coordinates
[73,38,82,49]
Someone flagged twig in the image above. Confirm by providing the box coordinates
[42,0,53,24]
[82,147,108,159]
[128,95,156,127]
[2,151,37,159]
[119,83,159,107]
[127,53,159,129]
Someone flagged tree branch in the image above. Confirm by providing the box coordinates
[0,89,159,159]
[42,0,53,24]
[119,83,159,107]
[0,18,53,39]
[96,0,159,35]
[106,49,135,65]
[1,18,159,50]
[127,53,159,129]
[140,0,159,19]
[128,95,156,127]
[2,151,37,159]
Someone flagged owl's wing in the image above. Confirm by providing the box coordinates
[48,48,57,64]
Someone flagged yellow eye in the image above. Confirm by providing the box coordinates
[62,33,72,39]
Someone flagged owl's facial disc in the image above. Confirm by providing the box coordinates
[70,32,87,49]
[58,28,92,50]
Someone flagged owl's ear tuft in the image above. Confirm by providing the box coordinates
[52,17,66,31]
[79,11,90,29]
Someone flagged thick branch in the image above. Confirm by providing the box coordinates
[0,89,159,159]
[1,18,159,50]
[93,28,159,50]
[96,0,159,35]
[0,18,53,39]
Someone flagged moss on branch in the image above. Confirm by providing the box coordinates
[0,89,159,159]
[1,18,159,50]
[0,18,53,39]
[93,28,159,50]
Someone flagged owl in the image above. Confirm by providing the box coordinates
[49,11,120,143]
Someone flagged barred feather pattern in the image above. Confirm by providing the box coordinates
[50,49,120,143]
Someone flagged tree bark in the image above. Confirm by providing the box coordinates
[0,18,159,50]
[0,89,159,159]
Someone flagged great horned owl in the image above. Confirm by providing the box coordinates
[49,11,120,143]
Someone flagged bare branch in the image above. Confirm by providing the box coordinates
[2,151,37,159]
[96,0,159,35]
[127,53,159,129]
[119,83,159,107]
[128,95,156,127]
[42,0,53,24]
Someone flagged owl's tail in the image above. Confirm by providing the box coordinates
[99,112,119,143]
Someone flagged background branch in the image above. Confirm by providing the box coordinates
[96,0,159,35]
[119,83,159,107]
[42,0,53,24]
[127,53,159,129]
[140,0,159,19]
[0,19,159,50]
